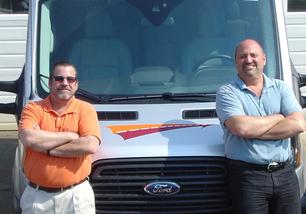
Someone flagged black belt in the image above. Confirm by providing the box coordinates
[227,159,289,172]
[29,177,88,193]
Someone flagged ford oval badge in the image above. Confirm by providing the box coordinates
[144,181,180,196]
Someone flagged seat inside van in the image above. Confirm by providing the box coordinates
[69,11,133,94]
[180,7,226,74]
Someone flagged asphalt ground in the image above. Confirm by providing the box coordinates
[0,130,18,214]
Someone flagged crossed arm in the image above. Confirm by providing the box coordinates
[225,111,305,140]
[19,128,100,157]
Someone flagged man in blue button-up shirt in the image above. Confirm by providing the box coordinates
[216,39,305,214]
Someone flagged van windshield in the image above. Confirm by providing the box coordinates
[37,0,278,102]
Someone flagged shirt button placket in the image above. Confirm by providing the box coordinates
[258,97,265,113]
[55,117,61,131]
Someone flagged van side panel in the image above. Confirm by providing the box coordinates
[285,10,306,74]
[0,14,27,130]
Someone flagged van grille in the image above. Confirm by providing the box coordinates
[90,157,231,214]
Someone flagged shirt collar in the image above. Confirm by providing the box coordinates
[42,96,78,116]
[234,73,274,90]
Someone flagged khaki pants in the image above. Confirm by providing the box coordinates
[20,180,95,214]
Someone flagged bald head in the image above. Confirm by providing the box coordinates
[235,39,265,60]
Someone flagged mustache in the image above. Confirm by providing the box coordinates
[243,62,256,66]
[57,86,71,91]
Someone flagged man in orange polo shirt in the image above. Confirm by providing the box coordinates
[18,61,101,214]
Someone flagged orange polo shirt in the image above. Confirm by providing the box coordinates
[19,96,101,187]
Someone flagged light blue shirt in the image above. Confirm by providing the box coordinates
[216,74,302,164]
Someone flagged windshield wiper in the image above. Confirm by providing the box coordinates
[107,92,216,102]
[163,92,215,99]
[76,88,104,103]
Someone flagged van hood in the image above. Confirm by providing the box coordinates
[92,103,225,161]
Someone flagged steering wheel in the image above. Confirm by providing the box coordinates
[192,54,234,76]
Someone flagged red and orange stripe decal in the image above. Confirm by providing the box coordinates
[107,124,209,140]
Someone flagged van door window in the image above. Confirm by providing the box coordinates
[288,0,306,12]
[0,0,28,13]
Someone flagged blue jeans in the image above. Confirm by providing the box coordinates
[227,159,301,214]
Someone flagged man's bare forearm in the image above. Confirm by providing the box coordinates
[258,112,305,140]
[48,135,100,158]
[225,114,284,138]
[19,128,79,153]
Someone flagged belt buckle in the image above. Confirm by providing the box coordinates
[267,162,279,172]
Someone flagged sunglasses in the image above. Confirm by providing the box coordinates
[52,75,77,83]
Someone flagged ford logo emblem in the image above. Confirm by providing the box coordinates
[144,181,180,196]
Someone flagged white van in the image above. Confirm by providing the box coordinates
[1,0,306,213]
